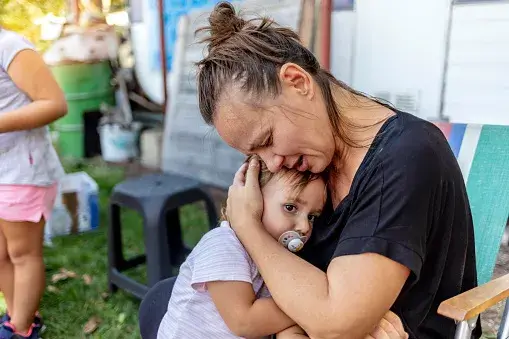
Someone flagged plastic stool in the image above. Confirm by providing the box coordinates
[107,173,218,299]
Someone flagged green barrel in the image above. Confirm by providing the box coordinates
[50,61,115,158]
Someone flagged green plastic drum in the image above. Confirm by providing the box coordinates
[50,61,115,158]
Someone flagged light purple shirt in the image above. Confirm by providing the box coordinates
[157,221,271,339]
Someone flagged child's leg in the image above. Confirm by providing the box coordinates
[0,218,45,334]
[0,224,14,315]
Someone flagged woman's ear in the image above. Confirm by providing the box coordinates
[279,63,314,99]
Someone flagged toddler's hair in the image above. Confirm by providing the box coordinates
[220,155,321,221]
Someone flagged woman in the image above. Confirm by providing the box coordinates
[196,2,480,338]
[0,28,67,339]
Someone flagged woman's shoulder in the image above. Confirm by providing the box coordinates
[381,112,454,169]
[364,112,461,190]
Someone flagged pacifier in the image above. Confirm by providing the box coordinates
[278,231,308,253]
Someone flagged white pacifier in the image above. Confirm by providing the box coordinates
[278,231,308,253]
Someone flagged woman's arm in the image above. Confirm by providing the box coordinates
[236,224,408,339]
[276,312,409,339]
[0,49,67,133]
[227,159,410,339]
[207,280,295,338]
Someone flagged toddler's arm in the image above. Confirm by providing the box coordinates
[208,280,295,338]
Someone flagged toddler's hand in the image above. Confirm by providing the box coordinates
[226,157,264,236]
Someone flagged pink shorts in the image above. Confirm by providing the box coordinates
[0,184,58,223]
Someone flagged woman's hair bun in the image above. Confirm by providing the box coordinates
[203,1,246,49]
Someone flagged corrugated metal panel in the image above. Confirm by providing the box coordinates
[443,2,509,125]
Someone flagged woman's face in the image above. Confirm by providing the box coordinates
[213,65,336,174]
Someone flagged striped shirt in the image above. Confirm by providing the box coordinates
[157,221,271,339]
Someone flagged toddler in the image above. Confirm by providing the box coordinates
[157,156,326,338]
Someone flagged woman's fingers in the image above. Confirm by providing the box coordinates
[368,326,390,339]
[383,311,407,338]
[245,157,260,188]
[379,318,399,337]
[232,162,248,186]
[368,316,409,339]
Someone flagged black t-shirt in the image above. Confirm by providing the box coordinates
[300,112,481,339]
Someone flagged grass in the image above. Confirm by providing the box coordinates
[27,161,208,338]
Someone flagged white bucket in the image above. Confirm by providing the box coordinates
[99,122,142,162]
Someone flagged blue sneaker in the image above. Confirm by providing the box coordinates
[0,322,15,339]
[0,315,42,334]
[32,314,44,334]
[0,314,8,324]
[0,322,41,339]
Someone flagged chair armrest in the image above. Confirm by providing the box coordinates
[438,273,509,321]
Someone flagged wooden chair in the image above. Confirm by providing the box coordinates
[434,122,509,338]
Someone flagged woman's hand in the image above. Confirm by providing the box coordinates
[275,325,309,338]
[366,311,409,339]
[276,311,408,339]
[226,157,264,235]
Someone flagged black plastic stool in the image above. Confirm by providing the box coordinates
[107,173,218,300]
[138,276,177,339]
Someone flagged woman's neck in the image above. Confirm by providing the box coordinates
[327,86,395,206]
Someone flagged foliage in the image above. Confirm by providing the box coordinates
[0,0,126,49]
[0,0,66,47]
[109,0,126,12]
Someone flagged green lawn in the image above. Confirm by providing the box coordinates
[37,161,209,338]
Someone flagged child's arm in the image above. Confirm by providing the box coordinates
[0,48,67,133]
[208,280,295,338]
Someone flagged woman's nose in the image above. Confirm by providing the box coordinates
[258,151,284,173]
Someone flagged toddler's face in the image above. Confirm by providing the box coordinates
[261,175,326,244]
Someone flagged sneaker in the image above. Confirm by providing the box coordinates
[0,314,8,324]
[0,315,42,334]
[32,314,44,333]
[0,322,16,339]
[0,322,41,339]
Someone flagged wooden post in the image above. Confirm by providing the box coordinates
[157,0,169,111]
[320,0,332,71]
[67,0,81,24]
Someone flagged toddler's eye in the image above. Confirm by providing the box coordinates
[284,204,297,213]
[308,215,318,223]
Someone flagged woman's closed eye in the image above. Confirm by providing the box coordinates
[260,132,273,148]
